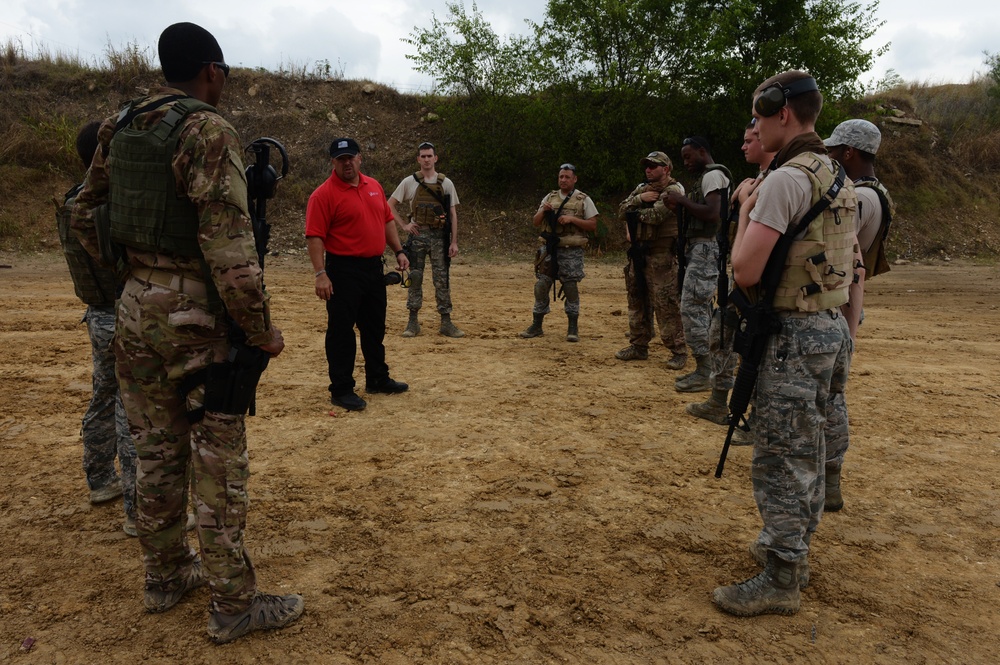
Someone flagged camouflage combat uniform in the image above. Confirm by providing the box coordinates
[56,187,136,517]
[680,166,730,358]
[619,181,686,355]
[406,231,453,314]
[744,150,856,563]
[72,88,273,614]
[531,189,596,317]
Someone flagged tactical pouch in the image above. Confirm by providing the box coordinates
[202,344,271,416]
[533,246,557,279]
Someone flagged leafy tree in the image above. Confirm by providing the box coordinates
[402,1,550,96]
[531,0,694,95]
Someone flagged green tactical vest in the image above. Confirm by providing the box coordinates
[854,177,895,279]
[686,163,733,237]
[56,184,118,306]
[108,98,217,257]
[411,172,448,228]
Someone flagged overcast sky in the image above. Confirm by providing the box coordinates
[2,0,997,92]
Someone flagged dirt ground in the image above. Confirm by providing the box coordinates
[1,251,998,664]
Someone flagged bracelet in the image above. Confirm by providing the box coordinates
[314,269,326,277]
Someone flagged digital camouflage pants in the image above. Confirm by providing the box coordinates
[680,239,719,358]
[709,300,739,392]
[531,246,585,316]
[406,230,453,315]
[116,277,257,614]
[749,310,851,563]
[83,305,136,518]
[624,249,685,355]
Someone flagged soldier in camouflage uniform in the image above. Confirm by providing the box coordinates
[56,120,137,535]
[665,136,732,392]
[616,152,687,367]
[72,22,303,644]
[822,119,894,512]
[687,123,775,430]
[518,163,599,342]
[713,71,857,617]
[388,142,464,338]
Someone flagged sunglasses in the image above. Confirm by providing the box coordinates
[560,163,576,172]
[418,142,435,150]
[202,61,230,77]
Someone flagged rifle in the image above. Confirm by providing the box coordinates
[624,210,648,294]
[715,164,846,477]
[182,137,289,422]
[442,193,452,288]
[677,206,689,293]
[538,191,574,301]
[716,204,738,346]
[231,137,288,417]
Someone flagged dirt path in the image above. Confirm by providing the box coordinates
[1,253,998,663]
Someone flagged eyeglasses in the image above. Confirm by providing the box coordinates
[560,163,576,172]
[202,61,230,77]
[682,137,709,151]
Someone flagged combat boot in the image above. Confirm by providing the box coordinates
[825,468,844,512]
[519,313,545,338]
[749,540,810,589]
[665,353,688,370]
[402,311,420,338]
[686,388,730,425]
[144,560,205,613]
[207,592,305,644]
[712,551,800,617]
[614,345,648,361]
[566,315,579,342]
[675,354,711,392]
[439,313,465,338]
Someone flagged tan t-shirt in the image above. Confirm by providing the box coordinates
[750,154,834,237]
[854,185,883,254]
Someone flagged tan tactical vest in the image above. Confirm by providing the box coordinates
[540,189,590,248]
[410,172,449,229]
[854,177,894,279]
[55,185,118,306]
[634,181,682,250]
[772,154,858,312]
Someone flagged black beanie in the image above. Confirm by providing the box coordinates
[158,22,224,83]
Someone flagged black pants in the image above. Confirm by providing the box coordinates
[324,254,389,396]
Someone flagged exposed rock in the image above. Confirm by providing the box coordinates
[362,83,377,95]
[885,116,923,127]
[326,111,339,124]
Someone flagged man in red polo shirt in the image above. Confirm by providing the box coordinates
[306,137,410,411]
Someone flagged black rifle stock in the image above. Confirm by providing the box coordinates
[441,193,453,288]
[541,209,560,301]
[715,164,846,478]
[625,210,648,294]
[716,204,739,346]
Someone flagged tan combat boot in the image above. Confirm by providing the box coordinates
[712,551,800,617]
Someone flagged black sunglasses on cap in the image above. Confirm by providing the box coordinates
[560,163,576,172]
[418,142,435,150]
[202,61,230,77]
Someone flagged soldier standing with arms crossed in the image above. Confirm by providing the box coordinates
[713,71,858,616]
[387,142,464,338]
[518,163,598,342]
[72,22,303,643]
[615,152,687,367]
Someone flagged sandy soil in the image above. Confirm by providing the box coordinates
[1,252,998,664]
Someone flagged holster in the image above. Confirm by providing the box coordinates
[202,343,271,416]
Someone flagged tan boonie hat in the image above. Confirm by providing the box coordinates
[823,119,881,154]
[640,151,672,168]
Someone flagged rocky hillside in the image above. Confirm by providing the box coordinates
[2,62,998,261]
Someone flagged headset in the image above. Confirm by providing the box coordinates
[753,77,819,118]
[245,137,289,201]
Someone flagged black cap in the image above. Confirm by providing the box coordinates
[158,22,223,83]
[329,137,360,158]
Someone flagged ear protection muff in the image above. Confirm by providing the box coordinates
[753,77,819,117]
[245,137,289,201]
